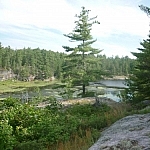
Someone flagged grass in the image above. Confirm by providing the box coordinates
[55,103,150,150]
[49,129,98,150]
[0,80,59,94]
[49,103,129,150]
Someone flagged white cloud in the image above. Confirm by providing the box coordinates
[100,43,137,58]
[0,0,76,32]
[0,0,150,57]
[91,4,149,39]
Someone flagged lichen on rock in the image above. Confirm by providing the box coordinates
[109,139,143,150]
[89,113,150,150]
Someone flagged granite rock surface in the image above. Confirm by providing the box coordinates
[89,113,150,150]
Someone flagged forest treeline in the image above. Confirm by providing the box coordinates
[0,43,64,80]
[97,55,135,76]
[0,43,135,80]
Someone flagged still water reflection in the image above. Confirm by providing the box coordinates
[0,80,127,102]
[98,79,127,88]
[96,79,127,102]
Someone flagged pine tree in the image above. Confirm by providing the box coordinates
[124,5,150,103]
[62,7,101,96]
[126,35,150,102]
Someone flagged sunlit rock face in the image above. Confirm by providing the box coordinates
[89,113,150,150]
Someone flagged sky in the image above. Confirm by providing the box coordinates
[0,0,150,58]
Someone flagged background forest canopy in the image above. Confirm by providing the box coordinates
[0,42,135,81]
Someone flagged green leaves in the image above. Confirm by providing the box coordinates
[0,96,128,149]
[0,120,16,150]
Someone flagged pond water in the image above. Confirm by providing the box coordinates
[98,88,122,102]
[97,79,127,88]
[0,80,127,102]
[89,79,127,102]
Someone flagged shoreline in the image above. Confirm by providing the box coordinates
[37,97,120,108]
[104,75,128,80]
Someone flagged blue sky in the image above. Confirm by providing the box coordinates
[0,0,150,58]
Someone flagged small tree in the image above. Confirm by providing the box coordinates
[62,7,101,97]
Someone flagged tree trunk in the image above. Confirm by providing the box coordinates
[82,84,85,97]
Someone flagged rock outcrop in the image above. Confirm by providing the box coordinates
[89,113,150,150]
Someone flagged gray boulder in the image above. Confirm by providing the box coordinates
[89,113,150,150]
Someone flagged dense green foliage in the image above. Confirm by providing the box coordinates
[123,35,150,103]
[0,97,127,150]
[0,44,64,80]
[1,97,149,150]
[98,55,135,76]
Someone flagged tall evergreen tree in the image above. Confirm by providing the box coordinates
[124,5,150,103]
[125,35,150,103]
[62,7,101,96]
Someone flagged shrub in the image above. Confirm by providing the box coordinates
[0,120,16,150]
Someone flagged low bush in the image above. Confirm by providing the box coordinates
[0,97,129,150]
